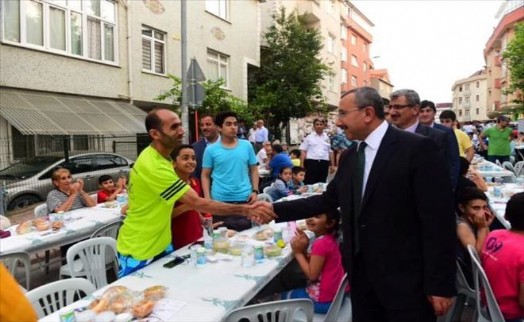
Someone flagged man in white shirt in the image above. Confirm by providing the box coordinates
[300,119,334,184]
[254,120,269,152]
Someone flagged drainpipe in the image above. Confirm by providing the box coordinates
[121,0,133,104]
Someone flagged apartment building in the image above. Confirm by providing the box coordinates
[484,0,524,112]
[260,0,343,108]
[340,1,374,93]
[369,69,394,103]
[451,69,489,122]
[0,0,260,168]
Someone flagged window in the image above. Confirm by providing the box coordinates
[459,109,462,117]
[206,0,228,20]
[142,26,166,74]
[2,0,117,63]
[341,69,347,84]
[351,55,358,67]
[476,108,479,115]
[465,96,470,103]
[328,73,335,91]
[465,84,470,91]
[351,34,356,45]
[476,95,479,102]
[351,75,357,87]
[476,81,479,88]
[465,110,470,117]
[207,49,229,87]
[327,33,335,54]
[340,25,347,40]
[363,80,367,86]
[340,49,347,62]
[459,97,462,104]
[363,62,367,72]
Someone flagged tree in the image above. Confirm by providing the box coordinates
[155,75,256,125]
[249,7,330,139]
[502,22,524,112]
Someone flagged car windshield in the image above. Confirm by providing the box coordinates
[0,156,62,180]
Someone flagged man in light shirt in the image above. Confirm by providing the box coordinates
[254,119,269,152]
[300,119,334,184]
[439,110,474,162]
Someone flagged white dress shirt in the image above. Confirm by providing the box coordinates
[361,120,389,196]
[300,132,331,161]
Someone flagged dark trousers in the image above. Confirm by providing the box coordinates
[352,255,436,322]
[487,155,510,164]
[254,142,264,153]
[212,201,252,231]
[304,159,329,184]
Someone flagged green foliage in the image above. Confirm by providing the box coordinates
[249,7,330,138]
[502,22,524,108]
[155,75,257,125]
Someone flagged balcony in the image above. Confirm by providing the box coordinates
[494,55,502,67]
[297,1,321,24]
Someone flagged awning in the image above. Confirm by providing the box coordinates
[0,89,147,136]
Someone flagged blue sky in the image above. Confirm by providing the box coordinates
[354,0,504,103]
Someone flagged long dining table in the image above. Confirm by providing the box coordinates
[0,204,122,255]
[39,222,296,322]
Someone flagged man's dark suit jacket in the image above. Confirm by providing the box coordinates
[274,125,456,309]
[192,138,207,180]
[433,123,460,188]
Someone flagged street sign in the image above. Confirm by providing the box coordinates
[186,58,206,108]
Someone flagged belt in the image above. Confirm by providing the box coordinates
[306,159,328,162]
[255,141,264,144]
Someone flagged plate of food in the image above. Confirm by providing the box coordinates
[253,227,274,241]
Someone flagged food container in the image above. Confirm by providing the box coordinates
[264,244,283,257]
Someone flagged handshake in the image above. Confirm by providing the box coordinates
[245,201,276,225]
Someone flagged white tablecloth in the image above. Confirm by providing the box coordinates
[39,223,294,322]
[474,160,515,178]
[487,183,524,229]
[0,205,122,255]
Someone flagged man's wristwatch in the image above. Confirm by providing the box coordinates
[252,189,259,194]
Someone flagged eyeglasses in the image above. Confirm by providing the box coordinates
[388,104,413,110]
[337,106,366,118]
[60,175,72,180]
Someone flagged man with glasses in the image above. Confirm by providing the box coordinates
[266,87,455,321]
[389,89,455,187]
[299,119,335,184]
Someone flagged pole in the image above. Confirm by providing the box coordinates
[181,0,189,144]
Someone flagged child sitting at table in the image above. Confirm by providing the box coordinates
[283,208,345,313]
[288,166,308,195]
[267,166,293,202]
[289,149,302,167]
[97,175,127,203]
[481,192,524,322]
[456,187,494,285]
[171,144,219,249]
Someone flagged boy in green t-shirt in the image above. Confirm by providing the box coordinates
[479,115,512,164]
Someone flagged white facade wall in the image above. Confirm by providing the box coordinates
[452,74,489,122]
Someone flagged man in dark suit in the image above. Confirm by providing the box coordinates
[192,114,219,179]
[419,100,460,188]
[269,87,456,321]
[389,90,455,188]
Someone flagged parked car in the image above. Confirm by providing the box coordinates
[0,152,133,211]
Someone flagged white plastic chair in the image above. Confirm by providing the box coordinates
[33,203,48,218]
[59,237,117,289]
[26,278,96,318]
[313,273,351,322]
[90,220,123,275]
[467,245,505,322]
[90,193,98,203]
[514,161,524,176]
[263,184,273,195]
[502,161,516,175]
[443,261,476,322]
[257,193,273,203]
[0,251,31,291]
[224,298,314,322]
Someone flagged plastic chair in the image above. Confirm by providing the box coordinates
[33,203,48,218]
[467,245,505,322]
[0,251,31,290]
[514,161,524,176]
[502,161,516,175]
[313,273,351,322]
[263,184,273,195]
[443,261,476,322]
[59,237,117,289]
[224,298,314,322]
[90,220,123,276]
[257,193,273,203]
[26,278,96,318]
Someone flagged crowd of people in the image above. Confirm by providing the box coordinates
[3,85,524,322]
